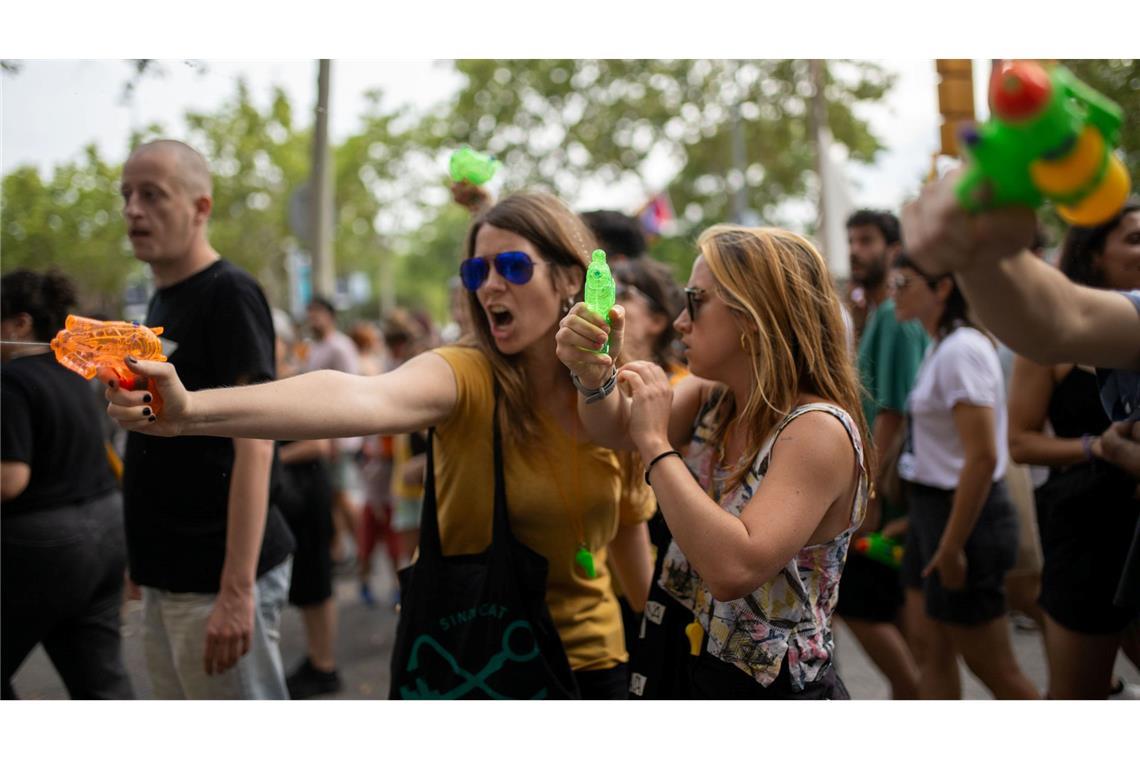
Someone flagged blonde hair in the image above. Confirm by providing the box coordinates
[698,225,872,492]
[461,193,595,444]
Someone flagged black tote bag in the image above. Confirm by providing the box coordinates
[388,397,579,700]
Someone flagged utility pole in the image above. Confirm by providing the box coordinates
[310,59,336,299]
[730,100,748,224]
[809,59,830,247]
[935,59,976,157]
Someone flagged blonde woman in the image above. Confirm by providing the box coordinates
[106,193,653,699]
[557,225,870,698]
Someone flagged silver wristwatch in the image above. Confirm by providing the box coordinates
[571,367,618,404]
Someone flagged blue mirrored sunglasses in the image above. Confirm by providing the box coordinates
[459,250,536,291]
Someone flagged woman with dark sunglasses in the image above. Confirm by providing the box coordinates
[556,225,871,698]
[104,192,654,699]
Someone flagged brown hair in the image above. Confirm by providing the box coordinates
[462,193,595,443]
[698,225,872,493]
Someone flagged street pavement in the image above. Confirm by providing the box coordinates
[10,558,1140,700]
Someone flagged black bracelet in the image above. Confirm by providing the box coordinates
[644,449,683,485]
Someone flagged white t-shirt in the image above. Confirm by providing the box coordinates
[899,326,1008,490]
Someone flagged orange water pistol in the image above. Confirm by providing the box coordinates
[50,315,168,416]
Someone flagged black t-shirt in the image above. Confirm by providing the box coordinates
[1,353,117,516]
[123,259,295,593]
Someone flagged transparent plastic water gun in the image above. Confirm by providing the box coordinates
[852,532,903,569]
[583,249,616,354]
[956,60,1131,227]
[449,146,501,186]
[50,315,168,415]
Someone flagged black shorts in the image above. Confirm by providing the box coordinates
[901,479,1018,626]
[1035,463,1140,634]
[836,551,904,623]
[276,460,334,608]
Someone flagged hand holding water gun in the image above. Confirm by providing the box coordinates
[957,60,1130,227]
[555,249,625,390]
[51,315,168,415]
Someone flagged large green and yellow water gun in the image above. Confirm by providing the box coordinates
[956,60,1131,227]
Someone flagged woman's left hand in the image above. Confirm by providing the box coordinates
[617,361,674,456]
[922,544,968,591]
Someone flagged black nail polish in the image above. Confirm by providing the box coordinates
[108,380,117,389]
[143,393,152,403]
[142,407,151,417]
[148,415,157,422]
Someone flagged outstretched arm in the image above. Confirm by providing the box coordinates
[959,252,1140,369]
[106,350,458,440]
[902,168,1140,370]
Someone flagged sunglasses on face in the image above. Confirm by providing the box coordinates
[890,272,939,291]
[459,250,536,291]
[683,287,706,322]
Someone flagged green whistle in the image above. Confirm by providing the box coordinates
[583,249,616,354]
[449,146,501,186]
[575,545,597,579]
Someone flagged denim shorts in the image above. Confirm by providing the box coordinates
[901,480,1018,626]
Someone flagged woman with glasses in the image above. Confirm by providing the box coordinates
[105,192,655,699]
[889,254,1038,699]
[556,225,871,698]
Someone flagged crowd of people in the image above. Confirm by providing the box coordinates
[2,133,1137,701]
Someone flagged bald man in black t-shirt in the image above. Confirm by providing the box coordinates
[118,140,295,699]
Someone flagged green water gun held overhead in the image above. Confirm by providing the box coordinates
[583,249,616,354]
[956,60,1131,227]
[449,146,501,186]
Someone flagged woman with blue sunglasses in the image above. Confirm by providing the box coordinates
[105,192,655,699]
[557,225,872,698]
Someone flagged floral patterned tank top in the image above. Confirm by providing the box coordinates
[658,397,868,691]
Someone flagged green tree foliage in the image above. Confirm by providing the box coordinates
[177,80,310,306]
[427,59,894,225]
[1,146,140,315]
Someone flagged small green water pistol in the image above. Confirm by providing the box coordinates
[583,249,615,354]
[449,146,501,186]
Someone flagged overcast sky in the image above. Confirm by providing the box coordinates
[1,58,992,220]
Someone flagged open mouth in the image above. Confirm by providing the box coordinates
[486,305,514,333]
[129,229,152,241]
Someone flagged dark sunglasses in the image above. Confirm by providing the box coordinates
[890,272,941,291]
[684,286,706,322]
[459,250,536,291]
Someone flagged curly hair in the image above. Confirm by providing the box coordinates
[1,269,78,341]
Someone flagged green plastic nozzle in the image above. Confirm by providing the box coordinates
[583,249,616,354]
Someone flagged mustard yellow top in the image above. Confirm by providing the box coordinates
[390,433,425,502]
[432,346,655,671]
